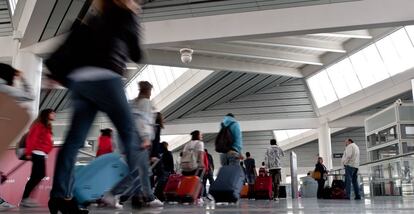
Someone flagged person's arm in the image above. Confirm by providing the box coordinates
[132,100,153,148]
[233,122,243,152]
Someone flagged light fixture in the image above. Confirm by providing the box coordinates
[180,48,193,64]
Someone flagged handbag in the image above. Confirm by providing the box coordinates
[45,19,95,87]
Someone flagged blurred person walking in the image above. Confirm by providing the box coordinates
[45,0,146,212]
[21,109,55,207]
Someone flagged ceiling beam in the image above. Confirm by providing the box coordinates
[232,36,346,53]
[163,118,320,135]
[142,0,414,47]
[309,30,373,39]
[144,49,303,77]
[162,43,322,66]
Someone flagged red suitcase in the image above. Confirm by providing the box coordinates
[176,175,202,204]
[164,174,182,202]
[254,176,273,200]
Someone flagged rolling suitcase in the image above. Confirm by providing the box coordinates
[254,176,273,200]
[164,174,183,202]
[209,165,244,203]
[73,153,129,205]
[176,171,203,204]
[240,184,249,198]
[279,185,287,198]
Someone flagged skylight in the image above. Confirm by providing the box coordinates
[307,26,414,108]
[125,65,187,100]
[7,0,18,14]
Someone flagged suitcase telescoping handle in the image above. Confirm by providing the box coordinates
[1,161,27,184]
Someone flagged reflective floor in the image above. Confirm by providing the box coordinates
[7,197,414,213]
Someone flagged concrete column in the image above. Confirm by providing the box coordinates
[318,122,333,170]
[13,51,42,118]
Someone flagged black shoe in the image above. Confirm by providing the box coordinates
[48,198,89,214]
[355,197,362,200]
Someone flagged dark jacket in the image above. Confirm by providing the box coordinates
[150,124,162,158]
[46,4,142,85]
[161,150,174,174]
[85,6,142,75]
[206,152,214,172]
[315,162,327,180]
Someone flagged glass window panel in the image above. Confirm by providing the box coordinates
[125,65,188,100]
[327,58,362,98]
[349,44,390,88]
[376,29,414,75]
[307,70,338,107]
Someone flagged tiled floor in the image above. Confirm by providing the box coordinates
[8,197,414,213]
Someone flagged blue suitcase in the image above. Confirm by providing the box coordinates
[73,153,129,205]
[209,165,244,203]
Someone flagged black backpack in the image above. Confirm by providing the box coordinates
[215,122,235,153]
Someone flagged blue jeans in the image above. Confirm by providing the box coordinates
[50,77,150,199]
[220,151,241,166]
[344,165,361,199]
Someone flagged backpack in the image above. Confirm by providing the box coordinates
[15,133,28,160]
[180,148,198,172]
[215,122,235,153]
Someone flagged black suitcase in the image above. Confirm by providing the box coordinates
[279,185,287,198]
[209,165,244,202]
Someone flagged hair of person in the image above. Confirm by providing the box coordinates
[179,151,183,157]
[92,0,140,14]
[190,130,201,141]
[318,157,323,161]
[226,113,235,118]
[261,161,265,166]
[36,109,54,128]
[240,161,244,166]
[155,112,164,129]
[307,172,311,176]
[204,149,208,153]
[270,139,277,145]
[348,138,354,143]
[100,128,112,137]
[0,63,17,86]
[246,152,251,157]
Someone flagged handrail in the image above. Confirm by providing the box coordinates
[78,149,96,158]
[359,151,414,167]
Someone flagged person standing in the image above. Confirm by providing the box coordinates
[96,128,114,157]
[314,157,328,199]
[341,138,361,200]
[202,149,215,198]
[21,109,55,207]
[264,139,284,201]
[47,0,147,212]
[244,152,257,184]
[219,113,243,166]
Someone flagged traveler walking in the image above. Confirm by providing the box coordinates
[314,157,328,199]
[96,128,114,157]
[153,142,174,201]
[0,63,33,102]
[46,0,148,212]
[106,81,162,207]
[218,113,243,166]
[341,138,361,200]
[21,109,55,207]
[264,139,284,201]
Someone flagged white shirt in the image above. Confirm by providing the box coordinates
[341,143,360,168]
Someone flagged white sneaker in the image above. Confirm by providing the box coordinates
[101,192,122,209]
[273,197,279,201]
[147,198,163,207]
[0,201,15,211]
[196,198,204,205]
[20,198,39,208]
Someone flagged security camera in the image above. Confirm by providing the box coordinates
[180,48,193,64]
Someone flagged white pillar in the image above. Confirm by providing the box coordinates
[13,51,42,118]
[411,79,414,102]
[318,122,333,170]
